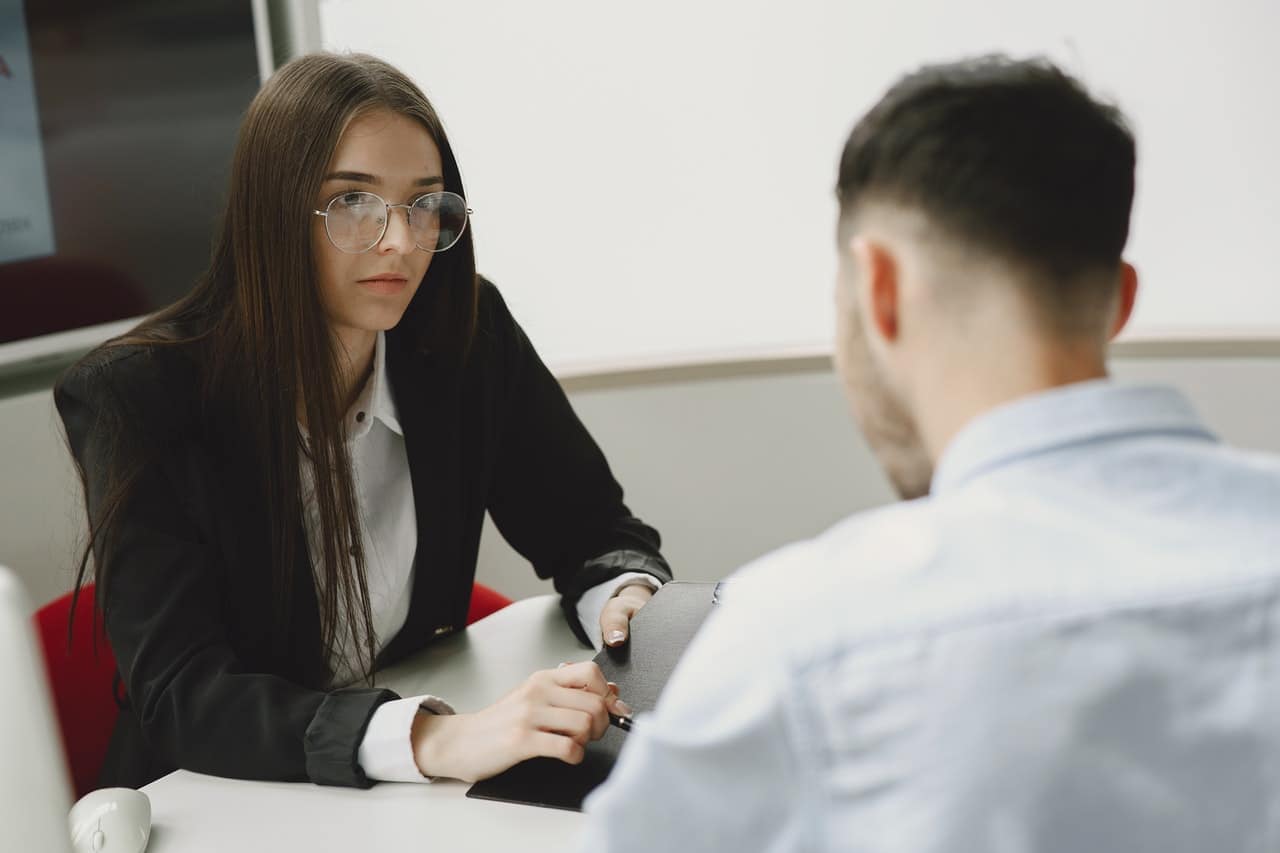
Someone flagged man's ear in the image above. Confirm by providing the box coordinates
[851,236,901,346]
[1109,261,1139,340]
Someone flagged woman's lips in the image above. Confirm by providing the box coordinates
[357,275,408,295]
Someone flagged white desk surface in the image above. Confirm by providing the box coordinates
[141,595,597,852]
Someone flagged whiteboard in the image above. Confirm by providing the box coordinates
[319,0,1280,370]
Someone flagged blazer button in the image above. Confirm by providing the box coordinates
[433,625,454,636]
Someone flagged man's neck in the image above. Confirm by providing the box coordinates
[915,337,1109,465]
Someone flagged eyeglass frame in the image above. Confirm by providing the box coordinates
[312,189,473,254]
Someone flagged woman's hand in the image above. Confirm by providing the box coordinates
[600,582,656,647]
[410,661,629,782]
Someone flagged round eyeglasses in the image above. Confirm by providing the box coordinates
[313,190,471,254]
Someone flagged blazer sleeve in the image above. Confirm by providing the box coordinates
[55,352,397,787]
[479,283,674,644]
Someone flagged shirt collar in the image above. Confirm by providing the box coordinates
[931,379,1218,495]
[346,331,403,439]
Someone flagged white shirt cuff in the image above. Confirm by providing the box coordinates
[357,694,456,783]
[575,572,663,652]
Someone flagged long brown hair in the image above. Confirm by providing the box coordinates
[62,53,478,683]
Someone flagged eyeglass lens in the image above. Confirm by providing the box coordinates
[324,191,468,253]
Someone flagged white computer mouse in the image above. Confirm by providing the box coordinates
[68,787,151,853]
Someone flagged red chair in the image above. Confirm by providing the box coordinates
[34,583,117,800]
[36,581,512,797]
[467,581,513,626]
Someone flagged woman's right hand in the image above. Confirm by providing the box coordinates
[409,661,630,782]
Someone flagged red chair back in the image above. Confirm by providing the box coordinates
[34,584,118,799]
[467,582,513,625]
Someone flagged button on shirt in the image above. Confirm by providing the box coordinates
[581,381,1280,852]
[301,332,657,782]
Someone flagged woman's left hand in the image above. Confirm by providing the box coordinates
[599,582,655,647]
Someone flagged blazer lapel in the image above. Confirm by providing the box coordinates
[377,334,467,667]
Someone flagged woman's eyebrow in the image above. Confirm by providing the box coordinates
[323,170,444,186]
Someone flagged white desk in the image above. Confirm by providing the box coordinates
[142,596,595,852]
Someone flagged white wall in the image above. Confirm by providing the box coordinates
[318,0,1280,369]
[0,387,83,609]
[3,355,1278,610]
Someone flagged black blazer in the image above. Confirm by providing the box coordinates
[55,279,672,789]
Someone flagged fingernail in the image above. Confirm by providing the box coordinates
[557,661,568,668]
[607,630,626,645]
[613,699,633,716]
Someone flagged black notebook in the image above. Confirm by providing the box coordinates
[465,580,720,811]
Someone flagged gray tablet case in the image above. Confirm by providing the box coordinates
[465,580,719,811]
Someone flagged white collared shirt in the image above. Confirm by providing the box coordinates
[301,331,415,689]
[581,381,1280,851]
[301,332,656,781]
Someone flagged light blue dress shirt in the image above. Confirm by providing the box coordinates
[580,380,1280,852]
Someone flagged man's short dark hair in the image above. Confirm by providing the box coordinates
[837,56,1136,325]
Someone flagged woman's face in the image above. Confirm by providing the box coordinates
[312,109,442,346]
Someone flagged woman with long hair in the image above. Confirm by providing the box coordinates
[55,52,670,789]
